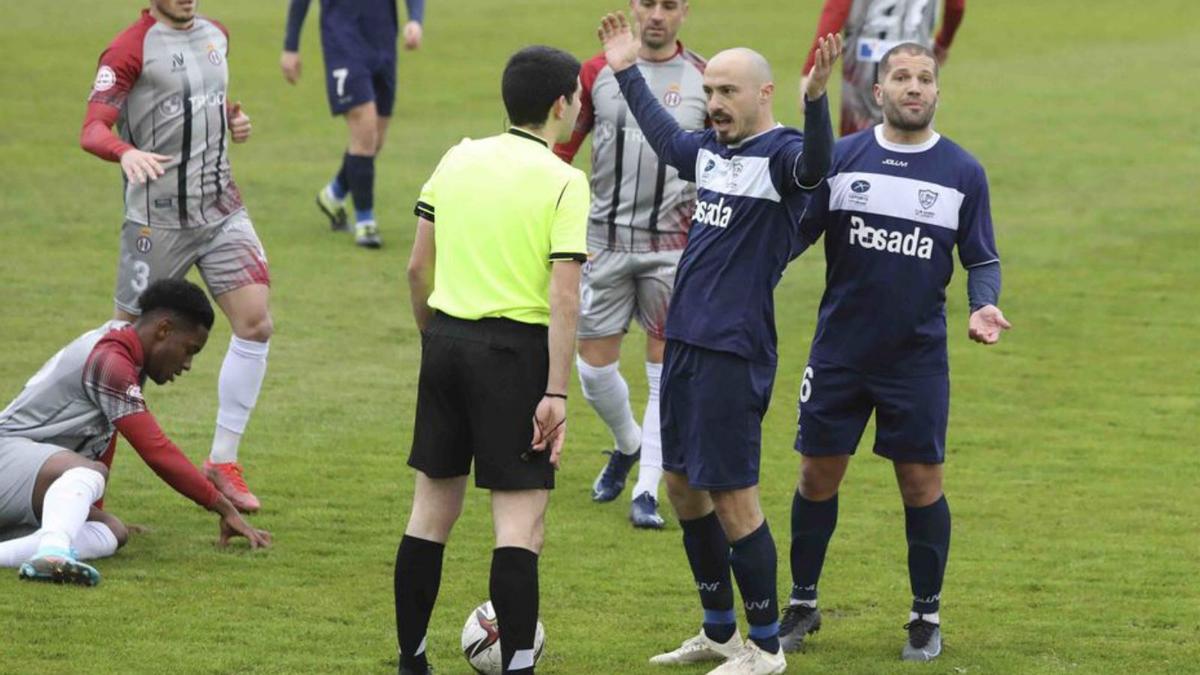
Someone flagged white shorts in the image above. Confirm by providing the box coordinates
[0,437,64,539]
[578,248,681,340]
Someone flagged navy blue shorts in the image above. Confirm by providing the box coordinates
[660,340,776,490]
[794,359,949,464]
[322,41,397,116]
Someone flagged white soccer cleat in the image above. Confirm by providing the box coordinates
[649,629,743,666]
[705,641,787,675]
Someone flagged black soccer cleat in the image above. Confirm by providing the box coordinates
[778,604,821,652]
[901,618,942,661]
[591,448,640,502]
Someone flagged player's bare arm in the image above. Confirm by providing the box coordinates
[968,305,1011,345]
[598,12,639,73]
[804,33,843,101]
[406,217,436,332]
[229,102,252,143]
[213,496,272,549]
[531,260,581,468]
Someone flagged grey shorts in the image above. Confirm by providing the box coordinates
[0,437,64,539]
[578,248,681,340]
[114,210,271,314]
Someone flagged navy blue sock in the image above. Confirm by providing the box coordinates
[730,521,780,654]
[394,535,445,672]
[790,491,838,604]
[343,153,376,222]
[680,512,735,643]
[490,547,539,674]
[906,494,951,615]
[331,152,349,200]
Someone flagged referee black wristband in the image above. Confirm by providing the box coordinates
[544,392,568,400]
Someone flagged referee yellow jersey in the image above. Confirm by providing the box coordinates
[414,128,590,326]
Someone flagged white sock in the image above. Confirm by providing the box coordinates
[73,521,120,560]
[211,335,270,464]
[36,467,106,554]
[576,356,641,455]
[789,598,818,608]
[0,530,38,567]
[632,361,664,500]
[909,611,940,625]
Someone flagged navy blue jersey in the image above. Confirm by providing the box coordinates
[613,68,833,365]
[284,0,425,53]
[796,126,999,376]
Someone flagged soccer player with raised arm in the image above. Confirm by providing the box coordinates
[598,13,840,674]
[0,280,271,586]
[553,0,707,529]
[395,46,587,675]
[81,0,273,513]
[778,42,1010,662]
[801,0,965,135]
[282,0,426,248]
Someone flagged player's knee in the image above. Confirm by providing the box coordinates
[799,458,845,501]
[85,460,110,484]
[234,312,274,343]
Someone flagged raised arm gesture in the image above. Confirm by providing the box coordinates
[598,12,639,73]
[804,33,843,101]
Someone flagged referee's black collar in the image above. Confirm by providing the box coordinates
[508,127,549,148]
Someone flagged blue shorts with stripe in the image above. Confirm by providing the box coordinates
[793,358,949,464]
[661,340,776,490]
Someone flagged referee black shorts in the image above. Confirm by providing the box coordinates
[409,312,555,490]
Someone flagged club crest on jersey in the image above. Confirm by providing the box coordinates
[919,189,939,209]
[693,196,732,229]
[848,215,932,259]
[93,66,116,92]
[207,44,223,66]
[663,85,682,108]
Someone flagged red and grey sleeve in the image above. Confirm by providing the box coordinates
[552,53,606,164]
[114,412,221,509]
[936,0,965,50]
[81,19,148,161]
[803,0,852,73]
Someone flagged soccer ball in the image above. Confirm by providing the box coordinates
[460,600,545,675]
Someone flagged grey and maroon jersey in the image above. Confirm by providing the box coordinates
[88,10,244,228]
[0,322,147,461]
[555,46,707,253]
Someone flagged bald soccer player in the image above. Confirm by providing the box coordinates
[598,13,840,674]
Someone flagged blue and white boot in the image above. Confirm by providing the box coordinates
[19,547,101,587]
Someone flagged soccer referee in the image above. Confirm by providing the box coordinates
[393,46,588,675]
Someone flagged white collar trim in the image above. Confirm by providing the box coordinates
[874,124,940,153]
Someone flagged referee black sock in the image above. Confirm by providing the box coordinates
[344,153,376,222]
[491,546,539,674]
[905,495,951,616]
[394,535,445,671]
[790,491,838,604]
[730,521,780,654]
[679,511,736,643]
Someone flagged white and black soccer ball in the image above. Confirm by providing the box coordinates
[460,601,545,675]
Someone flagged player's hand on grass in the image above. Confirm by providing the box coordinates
[280,50,302,83]
[968,304,1011,345]
[228,102,252,143]
[598,12,639,73]
[530,396,567,469]
[217,511,272,550]
[804,33,843,101]
[403,21,423,50]
[119,148,172,184]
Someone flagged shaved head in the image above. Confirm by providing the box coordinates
[708,48,773,86]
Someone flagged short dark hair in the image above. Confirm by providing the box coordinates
[502,46,581,127]
[877,42,939,81]
[137,279,215,331]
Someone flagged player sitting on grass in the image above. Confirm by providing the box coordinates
[0,279,271,586]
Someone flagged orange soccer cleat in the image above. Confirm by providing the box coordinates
[203,460,261,513]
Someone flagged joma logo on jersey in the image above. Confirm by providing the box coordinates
[848,216,933,259]
[693,197,732,228]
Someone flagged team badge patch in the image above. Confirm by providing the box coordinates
[663,85,682,108]
[135,235,153,255]
[207,44,223,66]
[918,189,939,209]
[93,66,116,92]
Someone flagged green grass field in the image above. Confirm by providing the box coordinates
[1,1,1198,673]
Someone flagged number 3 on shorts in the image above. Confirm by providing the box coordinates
[332,68,349,97]
[131,260,151,293]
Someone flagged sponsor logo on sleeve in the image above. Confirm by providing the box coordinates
[125,384,144,402]
[93,66,116,92]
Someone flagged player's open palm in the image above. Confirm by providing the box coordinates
[218,512,272,550]
[598,12,639,73]
[805,33,843,100]
[968,304,1011,345]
